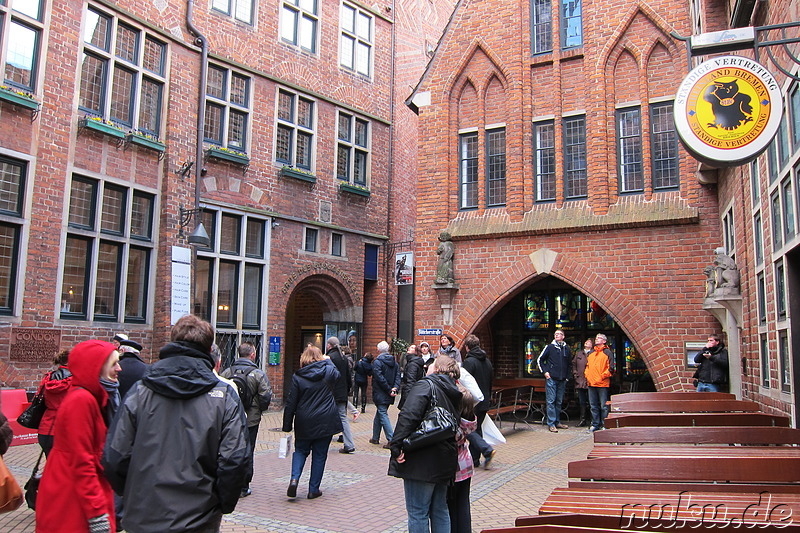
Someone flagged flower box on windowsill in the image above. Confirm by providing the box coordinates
[339,182,371,197]
[206,146,250,166]
[127,133,166,153]
[280,166,316,184]
[0,87,39,111]
[80,117,127,139]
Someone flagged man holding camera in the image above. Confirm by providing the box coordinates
[693,334,729,392]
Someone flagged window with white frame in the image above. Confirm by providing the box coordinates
[779,330,790,392]
[791,83,800,150]
[281,0,317,53]
[79,6,167,136]
[459,131,478,209]
[303,227,318,252]
[722,207,735,260]
[211,0,254,25]
[757,272,766,325]
[650,102,679,189]
[61,175,155,322]
[782,177,796,241]
[750,159,760,204]
[336,111,369,186]
[563,115,587,199]
[617,107,643,193]
[0,156,26,315]
[204,64,250,152]
[331,232,343,257]
[486,127,506,207]
[530,0,552,54]
[534,121,556,202]
[771,191,783,249]
[775,259,786,321]
[340,2,372,77]
[760,334,769,388]
[754,212,764,265]
[194,209,268,330]
[276,89,315,170]
[561,0,582,48]
[1,0,43,94]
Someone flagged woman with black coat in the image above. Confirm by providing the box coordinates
[398,344,425,410]
[389,355,463,533]
[282,345,343,500]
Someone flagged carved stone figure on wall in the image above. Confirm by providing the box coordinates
[704,247,740,297]
[435,231,455,284]
[703,264,716,298]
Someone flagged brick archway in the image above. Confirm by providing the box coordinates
[452,249,676,391]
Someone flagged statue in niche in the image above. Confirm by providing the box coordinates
[435,231,455,284]
[705,247,740,296]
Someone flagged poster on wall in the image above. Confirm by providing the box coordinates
[395,251,414,285]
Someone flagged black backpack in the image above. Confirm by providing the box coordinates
[231,366,256,409]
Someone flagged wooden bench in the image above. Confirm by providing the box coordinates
[508,512,800,531]
[488,385,535,429]
[609,398,761,414]
[588,445,800,459]
[593,426,800,445]
[611,391,735,401]
[539,488,800,530]
[605,412,791,428]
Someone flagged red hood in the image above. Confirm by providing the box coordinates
[68,340,116,407]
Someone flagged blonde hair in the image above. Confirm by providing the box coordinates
[300,345,324,368]
[433,355,460,380]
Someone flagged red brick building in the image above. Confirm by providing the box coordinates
[0,0,454,400]
[408,0,735,398]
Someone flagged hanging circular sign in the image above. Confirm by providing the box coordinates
[674,55,783,167]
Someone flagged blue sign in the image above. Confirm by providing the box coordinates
[418,328,443,336]
[268,336,281,366]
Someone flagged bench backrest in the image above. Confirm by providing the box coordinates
[594,426,800,445]
[611,391,735,401]
[609,399,761,413]
[568,456,800,483]
[605,412,791,428]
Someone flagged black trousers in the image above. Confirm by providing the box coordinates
[447,477,472,533]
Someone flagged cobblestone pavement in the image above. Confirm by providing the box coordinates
[1,406,593,533]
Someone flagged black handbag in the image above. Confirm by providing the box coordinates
[402,380,458,452]
[24,450,44,510]
[17,386,45,429]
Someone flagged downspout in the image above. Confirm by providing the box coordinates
[186,0,208,215]
[384,0,397,341]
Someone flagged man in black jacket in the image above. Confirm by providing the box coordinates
[462,334,496,468]
[116,338,147,399]
[398,344,424,410]
[537,329,572,432]
[694,334,729,392]
[326,336,355,453]
[103,315,249,533]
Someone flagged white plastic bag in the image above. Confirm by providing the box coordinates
[279,434,292,459]
[482,415,506,446]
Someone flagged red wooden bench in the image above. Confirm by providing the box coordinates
[593,426,800,445]
[609,399,761,414]
[604,412,790,428]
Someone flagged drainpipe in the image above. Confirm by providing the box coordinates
[384,0,397,341]
[186,0,208,215]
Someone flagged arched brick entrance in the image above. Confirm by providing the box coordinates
[449,249,679,391]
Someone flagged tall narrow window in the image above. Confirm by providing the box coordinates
[211,0,254,24]
[281,0,317,53]
[204,64,250,152]
[753,212,764,265]
[340,3,372,77]
[534,121,556,201]
[561,0,582,48]
[750,159,760,204]
[304,227,318,252]
[459,132,478,209]
[791,83,800,149]
[722,208,735,260]
[782,178,795,241]
[486,128,506,206]
[775,259,786,321]
[336,111,370,186]
[617,107,643,193]
[760,334,769,388]
[563,115,587,199]
[531,0,552,54]
[1,0,44,93]
[777,112,790,167]
[79,7,166,135]
[772,192,783,249]
[651,102,679,189]
[331,233,343,257]
[275,89,315,170]
[757,273,766,325]
[61,175,155,322]
[0,156,26,314]
[779,331,791,393]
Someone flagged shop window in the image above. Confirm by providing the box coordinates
[281,0,317,53]
[61,175,155,322]
[79,6,166,136]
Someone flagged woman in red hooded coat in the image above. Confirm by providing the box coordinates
[36,340,120,533]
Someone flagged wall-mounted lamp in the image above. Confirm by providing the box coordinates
[174,161,194,179]
[179,206,211,247]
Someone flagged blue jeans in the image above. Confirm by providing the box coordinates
[588,386,609,429]
[291,436,331,493]
[697,382,720,392]
[372,403,393,441]
[403,478,450,533]
[545,378,567,427]
[336,402,354,449]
